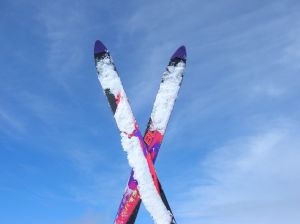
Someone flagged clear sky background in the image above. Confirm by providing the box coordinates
[1,0,300,223]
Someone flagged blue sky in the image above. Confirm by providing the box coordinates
[1,0,300,223]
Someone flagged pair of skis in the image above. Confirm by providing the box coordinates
[94,40,186,224]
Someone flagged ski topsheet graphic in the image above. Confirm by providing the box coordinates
[114,46,186,224]
[94,40,186,224]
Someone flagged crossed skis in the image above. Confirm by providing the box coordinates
[94,40,186,224]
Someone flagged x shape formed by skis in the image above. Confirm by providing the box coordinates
[94,40,186,224]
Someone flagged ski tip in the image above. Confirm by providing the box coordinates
[94,40,107,55]
[171,45,187,61]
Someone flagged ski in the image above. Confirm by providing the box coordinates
[94,40,174,224]
[114,46,187,224]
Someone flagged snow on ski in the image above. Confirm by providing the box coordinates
[114,46,187,224]
[94,40,172,224]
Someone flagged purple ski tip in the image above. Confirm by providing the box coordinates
[94,40,107,54]
[171,46,187,61]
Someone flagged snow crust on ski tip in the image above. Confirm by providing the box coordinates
[94,40,107,55]
[171,45,186,61]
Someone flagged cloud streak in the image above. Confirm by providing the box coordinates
[65,210,109,224]
[177,121,300,224]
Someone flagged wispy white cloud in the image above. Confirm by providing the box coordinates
[35,1,89,92]
[281,9,300,69]
[64,147,104,175]
[177,120,300,224]
[65,210,109,224]
[116,0,299,122]
[251,84,286,97]
[61,143,128,206]
[0,108,25,135]
[21,91,60,124]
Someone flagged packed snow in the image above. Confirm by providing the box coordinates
[150,62,185,134]
[96,55,172,224]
